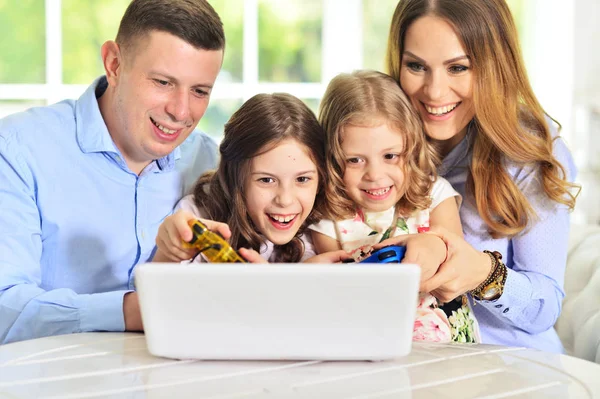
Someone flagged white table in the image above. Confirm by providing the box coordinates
[1,333,599,398]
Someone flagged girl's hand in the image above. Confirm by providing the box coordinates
[303,249,353,264]
[153,210,232,262]
[424,226,493,303]
[238,248,269,263]
[376,233,447,289]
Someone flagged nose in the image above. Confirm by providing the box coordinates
[165,88,191,123]
[274,184,294,208]
[364,161,384,182]
[423,69,448,101]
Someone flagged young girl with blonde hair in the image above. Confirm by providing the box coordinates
[310,70,479,343]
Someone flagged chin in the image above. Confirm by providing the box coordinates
[268,234,297,246]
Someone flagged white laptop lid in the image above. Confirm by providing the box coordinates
[136,263,420,361]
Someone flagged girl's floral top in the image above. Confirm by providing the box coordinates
[309,177,481,343]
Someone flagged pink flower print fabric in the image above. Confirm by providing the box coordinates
[413,293,481,343]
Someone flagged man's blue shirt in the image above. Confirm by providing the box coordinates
[0,77,218,343]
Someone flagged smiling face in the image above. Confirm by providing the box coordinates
[399,15,475,156]
[244,139,319,246]
[101,30,223,173]
[341,123,406,213]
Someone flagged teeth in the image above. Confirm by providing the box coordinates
[152,119,176,134]
[364,187,391,196]
[270,214,296,223]
[425,103,458,116]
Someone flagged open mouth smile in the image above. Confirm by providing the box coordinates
[150,117,179,135]
[423,102,460,116]
[267,213,299,230]
[361,186,393,200]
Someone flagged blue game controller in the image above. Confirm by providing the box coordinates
[343,245,406,264]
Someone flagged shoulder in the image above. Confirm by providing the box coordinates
[176,194,204,218]
[430,176,461,209]
[178,130,218,161]
[0,101,76,149]
[177,130,219,194]
[308,218,341,238]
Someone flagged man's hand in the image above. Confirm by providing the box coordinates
[424,226,493,303]
[123,292,143,331]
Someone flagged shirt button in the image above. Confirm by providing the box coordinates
[495,304,503,308]
[503,308,509,313]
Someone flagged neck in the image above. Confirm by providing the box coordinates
[98,87,151,175]
[433,126,469,158]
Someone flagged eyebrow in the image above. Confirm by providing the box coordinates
[251,170,317,176]
[149,71,214,89]
[403,51,470,65]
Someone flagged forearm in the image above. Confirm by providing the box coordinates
[0,282,129,344]
[473,205,570,334]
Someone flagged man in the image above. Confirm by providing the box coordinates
[0,0,224,343]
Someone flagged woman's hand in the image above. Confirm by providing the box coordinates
[424,226,493,303]
[153,210,231,262]
[377,233,447,287]
[303,250,353,264]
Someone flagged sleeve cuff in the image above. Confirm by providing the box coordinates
[477,268,532,314]
[78,290,131,332]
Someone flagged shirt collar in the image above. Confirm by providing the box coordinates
[75,76,181,170]
[438,121,475,176]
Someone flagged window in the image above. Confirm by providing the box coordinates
[0,1,567,141]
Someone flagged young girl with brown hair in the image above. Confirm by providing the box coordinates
[154,93,345,264]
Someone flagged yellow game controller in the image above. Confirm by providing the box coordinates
[183,219,246,263]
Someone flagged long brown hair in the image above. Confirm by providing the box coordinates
[319,70,438,219]
[386,0,578,237]
[193,93,327,262]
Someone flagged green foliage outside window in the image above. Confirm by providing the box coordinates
[258,0,321,83]
[363,0,398,73]
[0,0,45,83]
[61,0,243,85]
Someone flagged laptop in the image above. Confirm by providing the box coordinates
[135,262,420,361]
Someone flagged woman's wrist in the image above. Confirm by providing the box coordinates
[470,251,507,301]
[473,251,495,291]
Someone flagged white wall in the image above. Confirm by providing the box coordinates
[522,0,599,225]
[572,0,600,225]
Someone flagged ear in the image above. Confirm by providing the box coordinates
[101,40,122,87]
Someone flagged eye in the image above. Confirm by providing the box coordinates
[384,153,399,160]
[449,64,469,74]
[257,177,275,184]
[193,88,209,97]
[406,61,426,72]
[154,79,169,86]
[346,157,363,164]
[296,176,312,183]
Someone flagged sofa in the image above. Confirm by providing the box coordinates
[555,223,600,363]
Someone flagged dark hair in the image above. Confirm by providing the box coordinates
[386,0,578,237]
[116,0,225,54]
[193,93,327,263]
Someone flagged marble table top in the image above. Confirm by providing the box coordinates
[1,332,599,398]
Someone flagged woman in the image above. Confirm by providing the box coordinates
[385,0,579,352]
